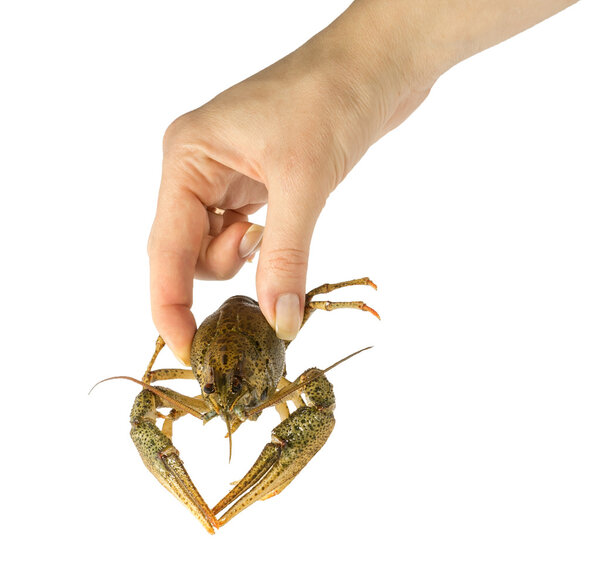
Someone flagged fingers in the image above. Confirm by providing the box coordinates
[149,187,263,364]
[197,221,263,279]
[256,184,324,341]
[148,188,206,364]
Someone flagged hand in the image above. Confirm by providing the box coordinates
[148,3,432,364]
[148,0,577,365]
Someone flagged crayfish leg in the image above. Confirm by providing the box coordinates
[301,277,379,328]
[130,388,218,533]
[305,277,377,298]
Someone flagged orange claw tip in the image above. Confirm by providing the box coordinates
[215,514,228,528]
[367,279,378,290]
[193,506,219,534]
[203,516,219,535]
[363,304,381,320]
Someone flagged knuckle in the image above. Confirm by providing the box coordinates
[162,113,189,150]
[162,110,208,153]
[146,235,154,257]
[262,248,308,277]
[146,226,159,257]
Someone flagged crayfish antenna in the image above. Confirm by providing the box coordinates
[245,346,373,417]
[88,375,147,395]
[89,375,206,421]
[225,413,233,463]
[321,346,373,373]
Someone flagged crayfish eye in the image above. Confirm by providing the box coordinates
[231,376,242,394]
[203,383,215,395]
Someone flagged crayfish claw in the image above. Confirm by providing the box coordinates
[130,388,218,533]
[213,370,336,526]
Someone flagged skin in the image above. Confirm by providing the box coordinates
[148,0,580,365]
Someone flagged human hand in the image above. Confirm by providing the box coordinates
[148,2,433,364]
[148,0,577,365]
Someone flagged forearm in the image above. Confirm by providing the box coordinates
[325,0,580,88]
[299,0,580,139]
[401,0,580,79]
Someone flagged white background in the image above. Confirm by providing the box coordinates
[1,1,599,576]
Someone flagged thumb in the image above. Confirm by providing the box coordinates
[256,186,323,341]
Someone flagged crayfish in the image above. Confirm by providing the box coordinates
[108,277,378,533]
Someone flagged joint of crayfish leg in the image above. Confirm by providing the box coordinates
[271,435,287,449]
[158,446,180,461]
[202,410,217,424]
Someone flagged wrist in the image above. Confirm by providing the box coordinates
[331,0,444,91]
[297,1,436,155]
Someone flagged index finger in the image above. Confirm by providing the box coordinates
[148,187,208,365]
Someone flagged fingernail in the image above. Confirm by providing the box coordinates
[238,224,264,259]
[275,293,302,341]
[174,352,191,367]
[165,339,191,367]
